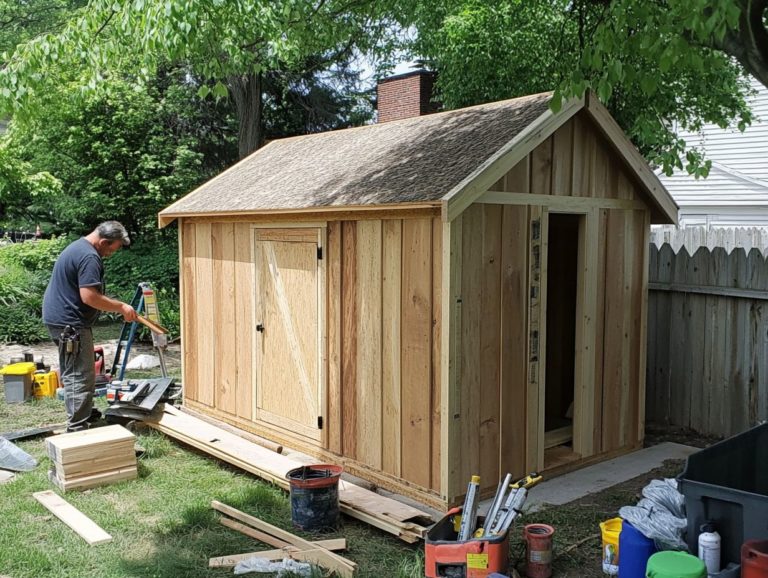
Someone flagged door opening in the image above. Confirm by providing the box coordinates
[543,213,581,467]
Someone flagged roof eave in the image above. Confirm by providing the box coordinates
[583,92,679,225]
[157,202,443,228]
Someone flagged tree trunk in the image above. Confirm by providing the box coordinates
[718,0,768,89]
[229,72,263,159]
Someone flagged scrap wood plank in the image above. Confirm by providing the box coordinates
[33,490,112,546]
[212,501,356,577]
[220,517,292,548]
[210,538,346,567]
[148,405,431,542]
[1,424,63,441]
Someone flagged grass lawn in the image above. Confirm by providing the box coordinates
[0,345,689,577]
[0,369,422,578]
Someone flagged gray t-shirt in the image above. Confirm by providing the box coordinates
[42,238,104,328]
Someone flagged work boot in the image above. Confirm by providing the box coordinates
[65,423,89,433]
[87,408,103,424]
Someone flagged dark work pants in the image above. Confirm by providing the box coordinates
[47,325,95,430]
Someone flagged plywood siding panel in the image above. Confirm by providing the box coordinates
[460,205,483,485]
[327,221,343,453]
[382,220,402,477]
[431,217,443,493]
[593,209,608,452]
[195,222,215,407]
[212,223,237,415]
[234,223,254,421]
[181,221,198,403]
[552,121,574,196]
[401,219,433,488]
[531,138,553,195]
[572,115,592,197]
[341,222,358,459]
[601,210,633,451]
[355,220,383,470]
[479,205,502,485]
[506,157,530,193]
[499,205,529,479]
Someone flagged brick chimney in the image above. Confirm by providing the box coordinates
[377,70,438,123]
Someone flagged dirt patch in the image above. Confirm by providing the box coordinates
[507,458,688,577]
[1,339,181,374]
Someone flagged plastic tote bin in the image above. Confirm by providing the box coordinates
[678,423,768,566]
[646,551,706,578]
[0,362,36,403]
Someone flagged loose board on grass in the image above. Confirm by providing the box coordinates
[33,490,112,545]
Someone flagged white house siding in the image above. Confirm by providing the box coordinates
[657,76,768,227]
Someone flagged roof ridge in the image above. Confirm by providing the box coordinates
[264,90,554,146]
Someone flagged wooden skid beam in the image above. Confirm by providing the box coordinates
[147,405,429,542]
[33,490,112,546]
[212,501,356,577]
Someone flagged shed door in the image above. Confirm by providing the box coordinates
[254,228,324,442]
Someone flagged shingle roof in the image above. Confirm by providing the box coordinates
[160,92,553,217]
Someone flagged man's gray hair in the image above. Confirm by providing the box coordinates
[96,221,131,246]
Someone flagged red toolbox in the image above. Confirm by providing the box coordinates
[425,507,509,578]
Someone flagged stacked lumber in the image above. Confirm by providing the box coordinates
[148,405,433,542]
[212,501,356,576]
[46,425,137,492]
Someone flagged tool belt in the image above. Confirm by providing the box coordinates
[60,325,81,354]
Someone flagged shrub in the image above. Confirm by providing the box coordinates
[0,259,49,343]
[0,236,70,273]
[104,236,180,338]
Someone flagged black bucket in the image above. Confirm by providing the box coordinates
[286,464,343,532]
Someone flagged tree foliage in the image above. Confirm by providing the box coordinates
[0,0,410,156]
[0,142,62,229]
[415,0,765,175]
[7,65,237,237]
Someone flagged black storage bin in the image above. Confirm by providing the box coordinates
[678,423,768,566]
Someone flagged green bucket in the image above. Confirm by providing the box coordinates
[646,551,706,578]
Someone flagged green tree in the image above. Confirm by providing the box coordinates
[0,0,411,158]
[415,0,766,175]
[0,142,61,229]
[8,66,236,237]
[0,0,85,55]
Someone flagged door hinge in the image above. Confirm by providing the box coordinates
[317,247,323,260]
[317,416,323,429]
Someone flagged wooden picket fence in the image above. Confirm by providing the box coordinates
[646,243,768,437]
[650,226,768,256]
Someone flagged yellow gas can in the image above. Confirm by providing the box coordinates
[33,370,58,398]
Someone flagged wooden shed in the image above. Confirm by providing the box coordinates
[159,90,678,508]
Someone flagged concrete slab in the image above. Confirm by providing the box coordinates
[479,443,698,515]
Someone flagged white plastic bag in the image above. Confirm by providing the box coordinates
[233,557,313,576]
[619,478,688,551]
[125,354,160,370]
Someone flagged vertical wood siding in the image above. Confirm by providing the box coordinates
[324,217,444,492]
[450,111,650,498]
[180,221,257,421]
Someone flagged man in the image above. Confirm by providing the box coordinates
[43,221,138,432]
